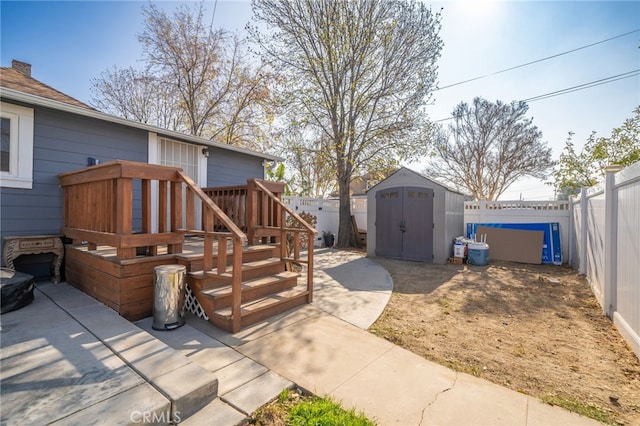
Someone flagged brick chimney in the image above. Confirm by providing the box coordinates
[11,60,32,77]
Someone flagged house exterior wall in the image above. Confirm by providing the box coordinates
[367,168,460,264]
[1,104,148,245]
[0,103,147,276]
[0,100,269,276]
[207,147,264,187]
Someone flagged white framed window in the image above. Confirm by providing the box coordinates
[158,137,200,182]
[0,102,34,189]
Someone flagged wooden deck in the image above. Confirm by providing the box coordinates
[59,160,315,332]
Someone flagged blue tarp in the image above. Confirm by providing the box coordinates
[466,222,562,265]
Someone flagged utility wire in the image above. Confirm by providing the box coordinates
[522,69,639,102]
[431,69,640,123]
[435,29,640,91]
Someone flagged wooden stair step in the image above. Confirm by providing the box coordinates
[204,258,286,282]
[200,271,299,308]
[211,286,309,331]
[177,244,278,271]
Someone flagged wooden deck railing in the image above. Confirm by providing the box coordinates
[60,160,309,331]
[178,171,245,331]
[201,185,248,231]
[246,179,286,244]
[59,160,186,259]
[249,179,315,302]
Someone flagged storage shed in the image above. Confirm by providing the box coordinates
[367,167,469,263]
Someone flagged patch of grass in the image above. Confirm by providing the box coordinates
[278,388,291,403]
[289,396,375,426]
[443,359,484,377]
[541,393,616,425]
[251,389,376,426]
[368,324,403,345]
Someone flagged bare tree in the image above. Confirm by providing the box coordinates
[91,2,275,149]
[287,139,337,198]
[138,2,233,137]
[427,97,554,200]
[91,66,185,131]
[250,0,442,247]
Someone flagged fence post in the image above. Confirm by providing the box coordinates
[604,165,623,317]
[568,197,574,267]
[479,200,486,222]
[579,188,588,275]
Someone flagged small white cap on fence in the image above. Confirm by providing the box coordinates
[605,164,624,174]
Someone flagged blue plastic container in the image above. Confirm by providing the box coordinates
[467,243,489,266]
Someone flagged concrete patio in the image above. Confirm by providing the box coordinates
[0,249,600,425]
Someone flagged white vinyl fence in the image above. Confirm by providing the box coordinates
[464,200,571,262]
[569,162,640,359]
[283,175,640,358]
[282,196,367,247]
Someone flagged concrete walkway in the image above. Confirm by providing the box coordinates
[0,249,601,425]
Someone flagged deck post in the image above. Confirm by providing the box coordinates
[116,177,135,259]
[247,179,257,244]
[307,230,314,303]
[159,180,168,233]
[231,237,243,332]
[168,180,183,254]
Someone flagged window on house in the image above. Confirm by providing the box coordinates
[0,102,34,189]
[1,117,10,172]
[158,137,199,183]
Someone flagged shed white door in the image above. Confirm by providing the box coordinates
[375,186,434,262]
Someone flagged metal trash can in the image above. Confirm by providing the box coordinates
[152,264,186,331]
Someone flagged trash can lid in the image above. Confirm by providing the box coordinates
[154,264,186,273]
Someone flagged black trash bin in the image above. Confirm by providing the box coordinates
[152,264,186,330]
[323,233,335,248]
[1,268,35,314]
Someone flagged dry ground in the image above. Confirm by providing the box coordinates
[369,257,640,425]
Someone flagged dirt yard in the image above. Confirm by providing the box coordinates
[368,257,640,425]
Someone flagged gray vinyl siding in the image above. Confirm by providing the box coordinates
[1,100,271,277]
[1,104,147,273]
[206,147,264,186]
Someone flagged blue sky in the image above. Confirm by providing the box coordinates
[2,1,639,200]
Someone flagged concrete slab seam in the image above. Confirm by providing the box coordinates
[233,310,322,348]
[419,371,458,426]
[328,344,396,395]
[218,371,295,416]
[34,284,183,414]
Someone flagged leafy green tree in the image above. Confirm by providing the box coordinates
[553,106,640,198]
[265,162,291,195]
[250,0,442,247]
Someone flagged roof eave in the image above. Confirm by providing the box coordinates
[0,87,282,162]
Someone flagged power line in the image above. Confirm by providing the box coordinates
[522,69,640,102]
[431,69,640,123]
[435,29,640,91]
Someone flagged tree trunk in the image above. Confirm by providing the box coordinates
[336,175,355,247]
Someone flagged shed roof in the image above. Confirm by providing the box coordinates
[0,66,281,162]
[367,166,469,197]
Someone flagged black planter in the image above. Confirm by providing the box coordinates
[323,234,335,248]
